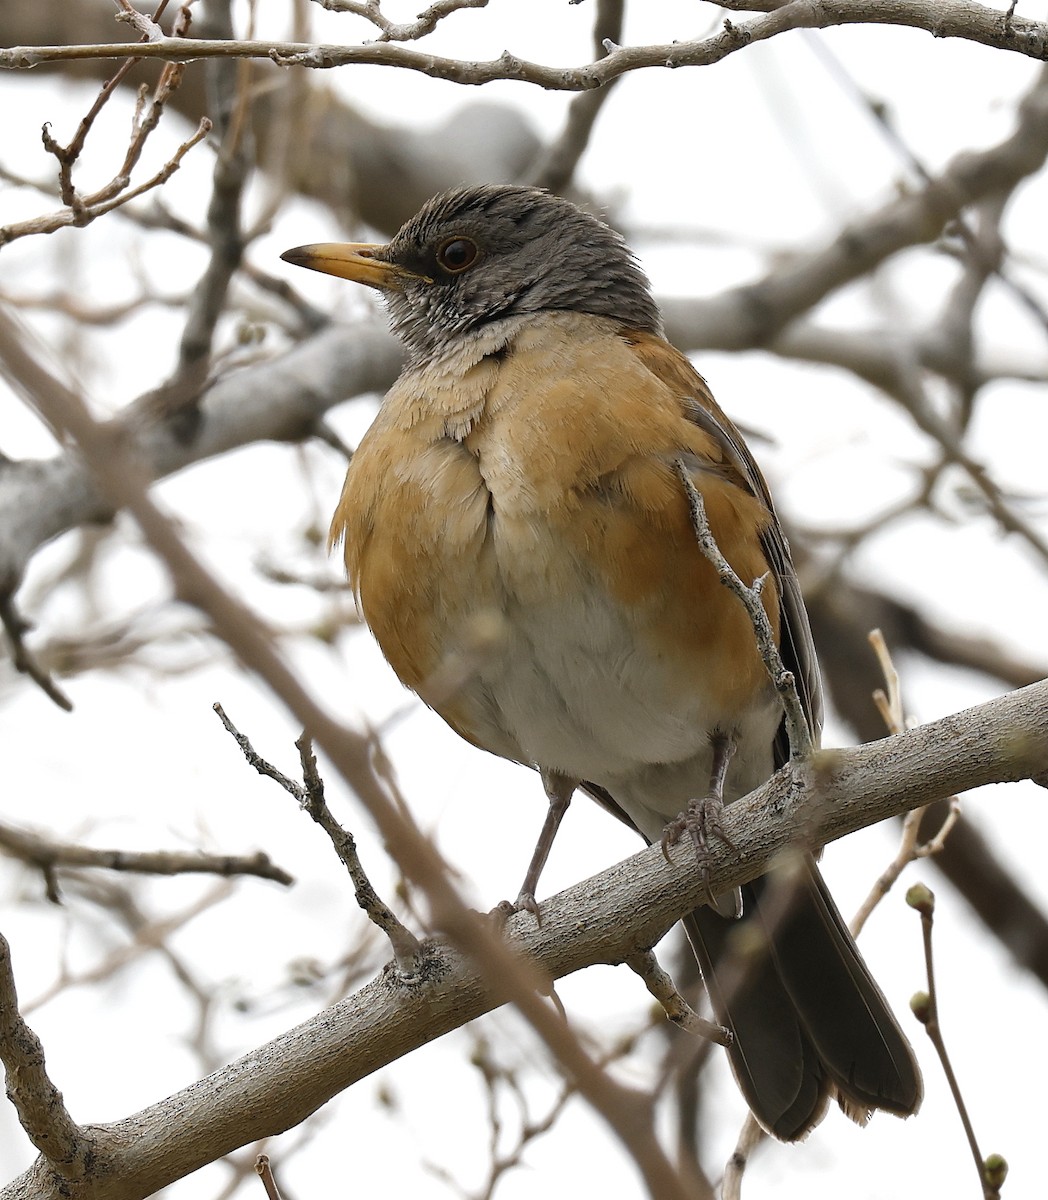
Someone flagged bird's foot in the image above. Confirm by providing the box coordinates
[661,794,738,902]
[489,890,542,928]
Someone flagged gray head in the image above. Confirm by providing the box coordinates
[281,185,662,360]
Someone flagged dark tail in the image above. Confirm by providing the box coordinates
[682,855,922,1141]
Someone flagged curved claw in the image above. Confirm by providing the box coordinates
[662,794,739,904]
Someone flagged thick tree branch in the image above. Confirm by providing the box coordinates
[4,679,1046,1200]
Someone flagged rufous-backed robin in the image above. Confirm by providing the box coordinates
[282,185,922,1141]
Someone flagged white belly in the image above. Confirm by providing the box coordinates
[453,584,781,838]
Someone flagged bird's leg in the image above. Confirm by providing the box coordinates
[662,730,739,897]
[505,770,577,918]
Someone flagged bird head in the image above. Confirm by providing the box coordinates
[281,185,662,361]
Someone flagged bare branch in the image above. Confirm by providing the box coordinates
[0,932,89,1175]
[158,0,252,411]
[312,0,491,43]
[0,307,404,620]
[0,117,212,249]
[292,730,425,970]
[0,2,206,251]
[2,1,1047,75]
[624,950,730,1045]
[908,885,1005,1200]
[662,63,1048,351]
[254,1154,282,1200]
[0,591,72,710]
[0,8,540,240]
[674,460,813,758]
[212,704,423,971]
[23,883,233,1017]
[528,0,624,192]
[113,0,165,43]
[721,1115,764,1200]
[804,575,1048,998]
[0,821,294,889]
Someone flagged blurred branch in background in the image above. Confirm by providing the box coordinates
[0,820,293,902]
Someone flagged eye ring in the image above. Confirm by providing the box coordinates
[436,237,479,274]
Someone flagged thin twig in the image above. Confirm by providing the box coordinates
[850,630,962,936]
[810,34,1048,345]
[23,881,233,1016]
[54,875,228,1073]
[38,0,177,207]
[254,1154,282,1200]
[0,590,72,710]
[869,626,910,736]
[0,117,212,248]
[294,731,424,971]
[908,884,1006,1199]
[673,459,812,758]
[113,0,166,42]
[868,340,1048,570]
[312,0,490,42]
[721,1115,764,1200]
[0,286,189,326]
[459,1025,657,1200]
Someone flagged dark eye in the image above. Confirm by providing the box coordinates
[436,237,479,274]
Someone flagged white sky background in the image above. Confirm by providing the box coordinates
[2,2,1048,1197]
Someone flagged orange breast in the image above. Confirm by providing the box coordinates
[330,311,780,761]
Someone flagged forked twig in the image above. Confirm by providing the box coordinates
[213,703,423,972]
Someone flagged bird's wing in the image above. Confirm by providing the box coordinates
[622,329,824,763]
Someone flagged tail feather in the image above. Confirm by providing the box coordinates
[683,856,922,1141]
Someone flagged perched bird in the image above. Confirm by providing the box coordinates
[281,185,922,1140]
